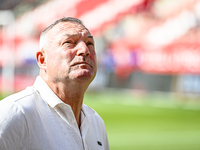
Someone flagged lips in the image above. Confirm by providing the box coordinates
[71,61,93,68]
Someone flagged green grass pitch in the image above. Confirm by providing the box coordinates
[1,91,200,150]
[84,91,200,150]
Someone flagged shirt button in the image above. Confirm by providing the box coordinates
[71,119,75,124]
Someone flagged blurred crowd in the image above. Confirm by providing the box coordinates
[0,0,200,96]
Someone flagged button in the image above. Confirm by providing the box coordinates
[71,119,76,124]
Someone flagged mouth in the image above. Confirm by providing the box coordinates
[71,62,93,68]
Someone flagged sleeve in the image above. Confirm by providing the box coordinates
[0,101,28,150]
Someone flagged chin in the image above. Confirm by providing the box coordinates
[74,69,95,81]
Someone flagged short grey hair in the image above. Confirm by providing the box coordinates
[39,17,86,50]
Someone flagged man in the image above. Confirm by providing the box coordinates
[0,17,110,150]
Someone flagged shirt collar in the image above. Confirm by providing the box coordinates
[33,76,95,117]
[82,104,95,117]
[33,76,64,108]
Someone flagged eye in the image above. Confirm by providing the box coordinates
[63,40,76,48]
[87,41,94,46]
[64,40,73,44]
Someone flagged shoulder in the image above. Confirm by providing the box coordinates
[0,86,38,109]
[0,87,37,149]
[0,86,38,124]
[1,86,36,103]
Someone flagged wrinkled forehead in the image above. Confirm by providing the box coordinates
[47,21,91,38]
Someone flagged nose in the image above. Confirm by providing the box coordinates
[76,41,90,56]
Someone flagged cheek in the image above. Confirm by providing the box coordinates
[63,51,75,64]
[58,50,74,62]
[90,50,96,61]
[47,52,60,65]
[91,52,97,67]
[46,50,71,70]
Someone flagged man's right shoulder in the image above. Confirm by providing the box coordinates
[0,86,41,129]
[0,86,37,109]
[0,87,38,149]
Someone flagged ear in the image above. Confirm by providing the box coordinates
[36,50,46,69]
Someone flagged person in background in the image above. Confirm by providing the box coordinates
[0,17,110,150]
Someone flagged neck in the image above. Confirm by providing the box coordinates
[42,75,88,128]
[55,82,86,127]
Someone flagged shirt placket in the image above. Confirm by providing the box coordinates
[80,115,90,150]
[54,104,85,150]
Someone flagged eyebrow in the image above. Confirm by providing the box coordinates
[63,34,93,39]
[87,35,93,39]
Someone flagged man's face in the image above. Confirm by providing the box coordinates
[44,21,97,84]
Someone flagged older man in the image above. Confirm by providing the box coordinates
[0,17,109,150]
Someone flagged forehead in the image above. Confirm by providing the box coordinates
[48,21,91,38]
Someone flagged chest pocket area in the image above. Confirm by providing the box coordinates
[84,129,105,150]
[84,140,105,150]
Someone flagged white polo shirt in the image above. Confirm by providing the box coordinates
[0,76,109,150]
